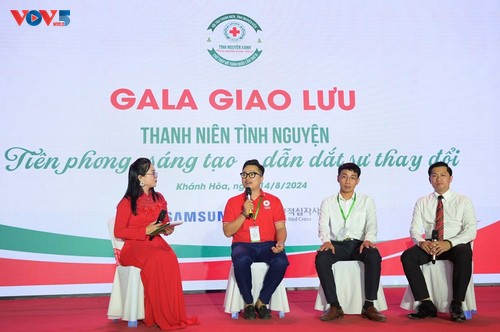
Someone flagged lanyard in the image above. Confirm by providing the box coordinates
[252,196,263,224]
[337,193,356,226]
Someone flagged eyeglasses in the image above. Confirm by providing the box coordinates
[145,171,158,177]
[240,172,261,179]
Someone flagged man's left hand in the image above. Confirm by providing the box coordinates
[272,242,285,253]
[430,240,452,256]
[359,240,377,253]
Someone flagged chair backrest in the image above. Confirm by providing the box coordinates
[107,218,125,250]
[108,218,125,265]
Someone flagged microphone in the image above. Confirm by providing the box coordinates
[431,230,438,264]
[245,187,254,218]
[149,209,167,241]
[155,210,167,224]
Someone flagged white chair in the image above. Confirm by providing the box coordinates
[314,261,388,314]
[223,262,290,319]
[107,218,145,328]
[400,260,477,319]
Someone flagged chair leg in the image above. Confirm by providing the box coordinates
[464,310,476,320]
[127,320,138,327]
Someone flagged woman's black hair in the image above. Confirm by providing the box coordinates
[124,157,158,215]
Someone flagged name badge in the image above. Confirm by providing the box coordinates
[249,225,261,242]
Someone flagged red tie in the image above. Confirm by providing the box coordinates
[435,195,444,240]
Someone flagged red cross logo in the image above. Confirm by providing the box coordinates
[228,26,240,37]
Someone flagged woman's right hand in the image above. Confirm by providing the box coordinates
[146,221,162,235]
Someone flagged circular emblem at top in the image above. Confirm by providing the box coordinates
[207,13,263,67]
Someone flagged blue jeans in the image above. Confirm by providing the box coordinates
[231,241,289,304]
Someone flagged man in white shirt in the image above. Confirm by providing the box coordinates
[315,163,386,322]
[401,161,477,322]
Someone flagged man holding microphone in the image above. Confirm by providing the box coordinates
[222,159,289,320]
[401,162,477,322]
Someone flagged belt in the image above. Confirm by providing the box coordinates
[332,238,359,243]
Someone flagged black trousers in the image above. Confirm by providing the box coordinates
[315,240,382,305]
[400,242,472,302]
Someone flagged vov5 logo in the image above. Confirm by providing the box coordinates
[11,10,70,26]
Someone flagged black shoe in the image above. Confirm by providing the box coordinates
[408,301,437,319]
[450,301,466,322]
[243,305,256,319]
[256,304,271,319]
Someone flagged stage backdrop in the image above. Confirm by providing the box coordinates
[1,1,499,296]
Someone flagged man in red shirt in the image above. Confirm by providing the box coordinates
[223,159,289,320]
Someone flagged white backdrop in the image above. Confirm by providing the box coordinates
[1,1,499,296]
